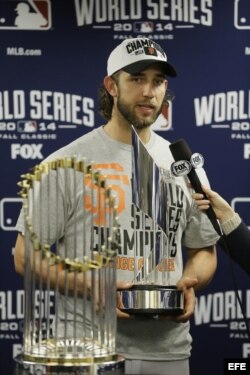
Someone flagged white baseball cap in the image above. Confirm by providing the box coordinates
[107,38,176,77]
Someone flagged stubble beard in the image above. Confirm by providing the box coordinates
[117,96,163,130]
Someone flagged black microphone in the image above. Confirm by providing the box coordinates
[169,138,222,236]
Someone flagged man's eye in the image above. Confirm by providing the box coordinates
[132,77,142,83]
[155,79,164,85]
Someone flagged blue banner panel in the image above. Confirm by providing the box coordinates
[0,1,249,374]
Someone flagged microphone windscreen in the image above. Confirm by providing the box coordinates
[169,139,192,161]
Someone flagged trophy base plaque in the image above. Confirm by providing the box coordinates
[118,285,184,316]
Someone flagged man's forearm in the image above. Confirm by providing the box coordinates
[182,245,217,291]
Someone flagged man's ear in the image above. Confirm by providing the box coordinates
[103,75,118,97]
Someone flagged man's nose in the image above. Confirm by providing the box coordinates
[143,83,155,97]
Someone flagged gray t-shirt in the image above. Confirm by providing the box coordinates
[16,126,219,361]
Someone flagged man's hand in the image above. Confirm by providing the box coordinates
[174,276,198,322]
[158,277,198,322]
[116,281,133,318]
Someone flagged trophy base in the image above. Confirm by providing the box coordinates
[14,353,125,375]
[118,285,184,316]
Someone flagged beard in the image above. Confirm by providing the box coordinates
[117,96,163,130]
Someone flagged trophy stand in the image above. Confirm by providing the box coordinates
[118,285,183,316]
[118,128,184,316]
[15,157,124,374]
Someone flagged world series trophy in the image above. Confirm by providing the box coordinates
[14,157,124,374]
[118,128,184,316]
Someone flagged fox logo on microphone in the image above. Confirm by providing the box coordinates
[11,143,43,159]
[190,153,204,168]
[171,160,192,177]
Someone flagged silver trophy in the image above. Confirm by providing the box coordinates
[15,157,124,374]
[118,128,184,316]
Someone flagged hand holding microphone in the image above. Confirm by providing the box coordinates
[192,186,237,224]
[169,139,223,236]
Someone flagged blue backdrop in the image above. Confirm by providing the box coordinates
[0,1,249,374]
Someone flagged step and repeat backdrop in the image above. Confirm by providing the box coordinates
[0,1,249,374]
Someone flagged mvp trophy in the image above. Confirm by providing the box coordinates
[15,157,124,374]
[118,128,184,316]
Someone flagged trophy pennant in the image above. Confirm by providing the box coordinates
[117,126,184,316]
[131,126,169,283]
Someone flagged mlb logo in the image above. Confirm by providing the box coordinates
[134,21,154,33]
[0,0,51,30]
[152,100,173,131]
[234,0,250,29]
[0,197,23,231]
[17,120,37,132]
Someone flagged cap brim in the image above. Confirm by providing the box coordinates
[123,60,177,77]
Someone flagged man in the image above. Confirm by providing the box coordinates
[14,38,219,375]
[193,185,250,276]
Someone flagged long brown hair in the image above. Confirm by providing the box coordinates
[98,72,120,121]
